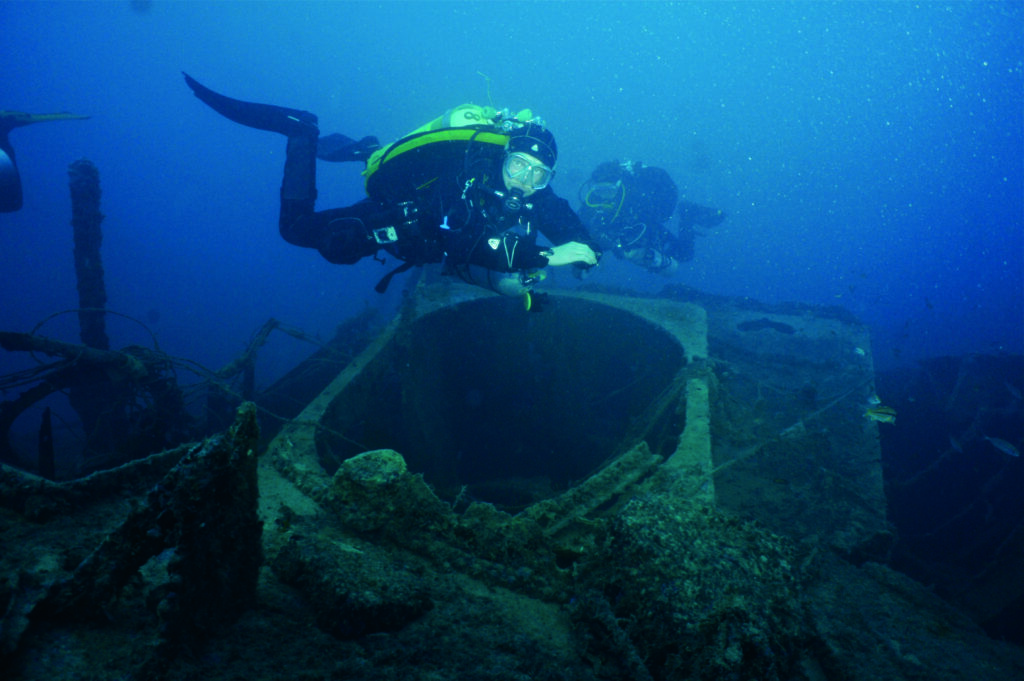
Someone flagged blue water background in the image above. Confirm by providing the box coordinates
[1,1,1021,384]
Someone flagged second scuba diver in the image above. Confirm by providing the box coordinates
[578,160,725,275]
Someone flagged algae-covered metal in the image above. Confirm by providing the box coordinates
[4,281,1021,680]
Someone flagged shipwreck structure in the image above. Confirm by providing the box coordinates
[2,279,1022,680]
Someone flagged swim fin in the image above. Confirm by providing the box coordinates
[182,72,318,137]
[0,110,90,133]
[0,109,90,213]
[316,132,381,162]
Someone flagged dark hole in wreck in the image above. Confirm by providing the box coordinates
[316,296,686,507]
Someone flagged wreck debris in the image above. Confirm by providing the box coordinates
[523,440,663,537]
[2,282,1023,680]
[0,330,190,474]
[30,403,261,657]
[576,493,802,679]
[0,331,148,381]
[272,527,434,639]
[0,423,214,659]
[0,314,346,478]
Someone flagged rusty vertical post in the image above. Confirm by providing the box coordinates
[69,159,109,349]
[68,159,111,449]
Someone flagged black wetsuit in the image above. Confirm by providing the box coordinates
[280,131,594,279]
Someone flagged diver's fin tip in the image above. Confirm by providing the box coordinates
[182,75,317,137]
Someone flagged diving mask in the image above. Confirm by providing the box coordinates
[503,152,553,190]
[584,181,624,211]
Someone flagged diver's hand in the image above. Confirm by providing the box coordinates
[545,241,598,267]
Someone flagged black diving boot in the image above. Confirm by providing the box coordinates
[280,130,318,221]
[183,73,321,231]
[183,72,318,138]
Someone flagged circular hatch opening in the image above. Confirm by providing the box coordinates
[318,296,686,507]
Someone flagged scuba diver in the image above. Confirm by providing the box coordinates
[183,74,599,303]
[578,160,725,275]
[1,110,90,213]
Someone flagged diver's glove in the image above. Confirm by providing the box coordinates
[545,241,599,267]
